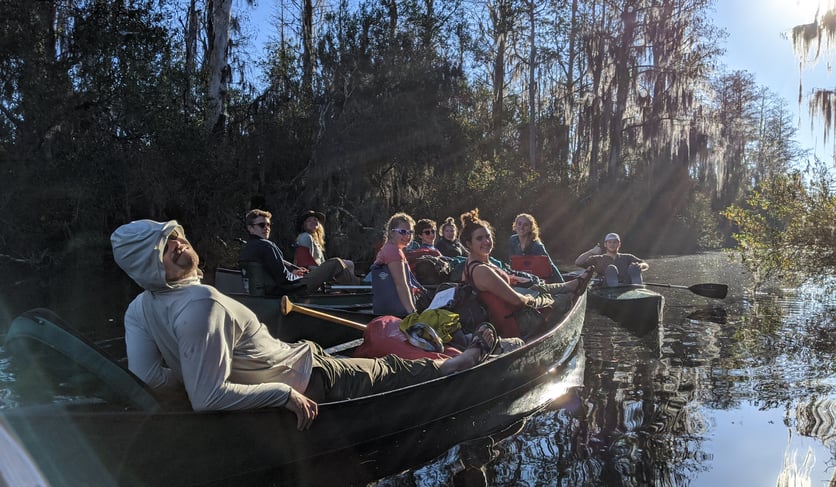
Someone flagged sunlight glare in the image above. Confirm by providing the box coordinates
[767,0,829,23]
[787,0,825,15]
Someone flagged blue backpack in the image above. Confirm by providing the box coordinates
[370,262,425,316]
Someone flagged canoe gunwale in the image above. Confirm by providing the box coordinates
[0,292,586,485]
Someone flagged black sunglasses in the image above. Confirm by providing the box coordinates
[251,221,271,229]
[422,229,436,235]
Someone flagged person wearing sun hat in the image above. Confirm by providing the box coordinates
[294,209,360,280]
[574,232,648,287]
[239,209,360,296]
[294,209,327,268]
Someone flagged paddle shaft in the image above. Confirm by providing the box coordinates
[327,285,373,291]
[280,296,368,331]
[644,282,689,290]
[644,282,728,299]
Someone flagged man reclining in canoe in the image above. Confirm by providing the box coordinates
[111,219,496,431]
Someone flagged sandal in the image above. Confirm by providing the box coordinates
[468,322,498,362]
[572,266,595,299]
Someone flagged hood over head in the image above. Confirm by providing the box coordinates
[111,220,184,291]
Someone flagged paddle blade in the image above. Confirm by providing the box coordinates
[687,283,728,299]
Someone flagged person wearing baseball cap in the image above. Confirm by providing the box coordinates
[574,232,648,286]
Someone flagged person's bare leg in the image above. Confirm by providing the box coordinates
[437,348,480,375]
[437,325,496,375]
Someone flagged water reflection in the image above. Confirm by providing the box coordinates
[0,253,833,486]
[374,255,835,486]
[685,306,727,324]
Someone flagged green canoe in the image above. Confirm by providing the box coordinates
[587,284,664,336]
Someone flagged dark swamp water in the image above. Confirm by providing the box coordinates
[0,252,834,486]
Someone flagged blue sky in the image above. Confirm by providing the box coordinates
[712,0,834,162]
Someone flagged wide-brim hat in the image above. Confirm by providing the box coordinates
[297,210,326,231]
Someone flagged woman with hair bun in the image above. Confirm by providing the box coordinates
[460,209,591,339]
[436,217,469,258]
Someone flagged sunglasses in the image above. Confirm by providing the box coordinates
[392,228,414,236]
[251,221,271,229]
[422,229,436,235]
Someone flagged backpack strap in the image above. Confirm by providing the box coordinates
[464,260,485,285]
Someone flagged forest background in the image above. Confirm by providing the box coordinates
[1,0,834,288]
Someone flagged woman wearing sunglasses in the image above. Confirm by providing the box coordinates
[370,212,425,316]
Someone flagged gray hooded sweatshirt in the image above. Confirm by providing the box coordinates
[111,219,313,410]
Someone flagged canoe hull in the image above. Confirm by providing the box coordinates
[1,295,586,486]
[587,285,664,336]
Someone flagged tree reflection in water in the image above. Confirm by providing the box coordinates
[373,255,835,487]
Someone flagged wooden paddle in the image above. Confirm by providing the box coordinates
[643,282,728,299]
[280,296,368,331]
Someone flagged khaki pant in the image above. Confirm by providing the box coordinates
[298,257,361,293]
[304,343,441,402]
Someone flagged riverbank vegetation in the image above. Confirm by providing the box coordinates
[1,0,833,283]
[722,161,835,291]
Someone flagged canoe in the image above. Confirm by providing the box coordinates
[214,267,373,347]
[1,293,586,486]
[226,292,370,347]
[587,284,664,336]
[215,267,373,306]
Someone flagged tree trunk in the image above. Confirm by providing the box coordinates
[302,0,314,100]
[184,0,198,116]
[607,6,636,183]
[205,0,232,134]
[528,0,536,170]
[491,0,512,149]
[565,0,579,176]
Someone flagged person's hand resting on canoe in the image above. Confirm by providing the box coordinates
[285,389,318,431]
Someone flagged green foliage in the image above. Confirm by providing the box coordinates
[0,0,817,282]
[722,163,836,291]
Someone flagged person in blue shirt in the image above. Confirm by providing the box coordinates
[508,213,564,282]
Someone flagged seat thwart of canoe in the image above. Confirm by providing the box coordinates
[324,338,365,356]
